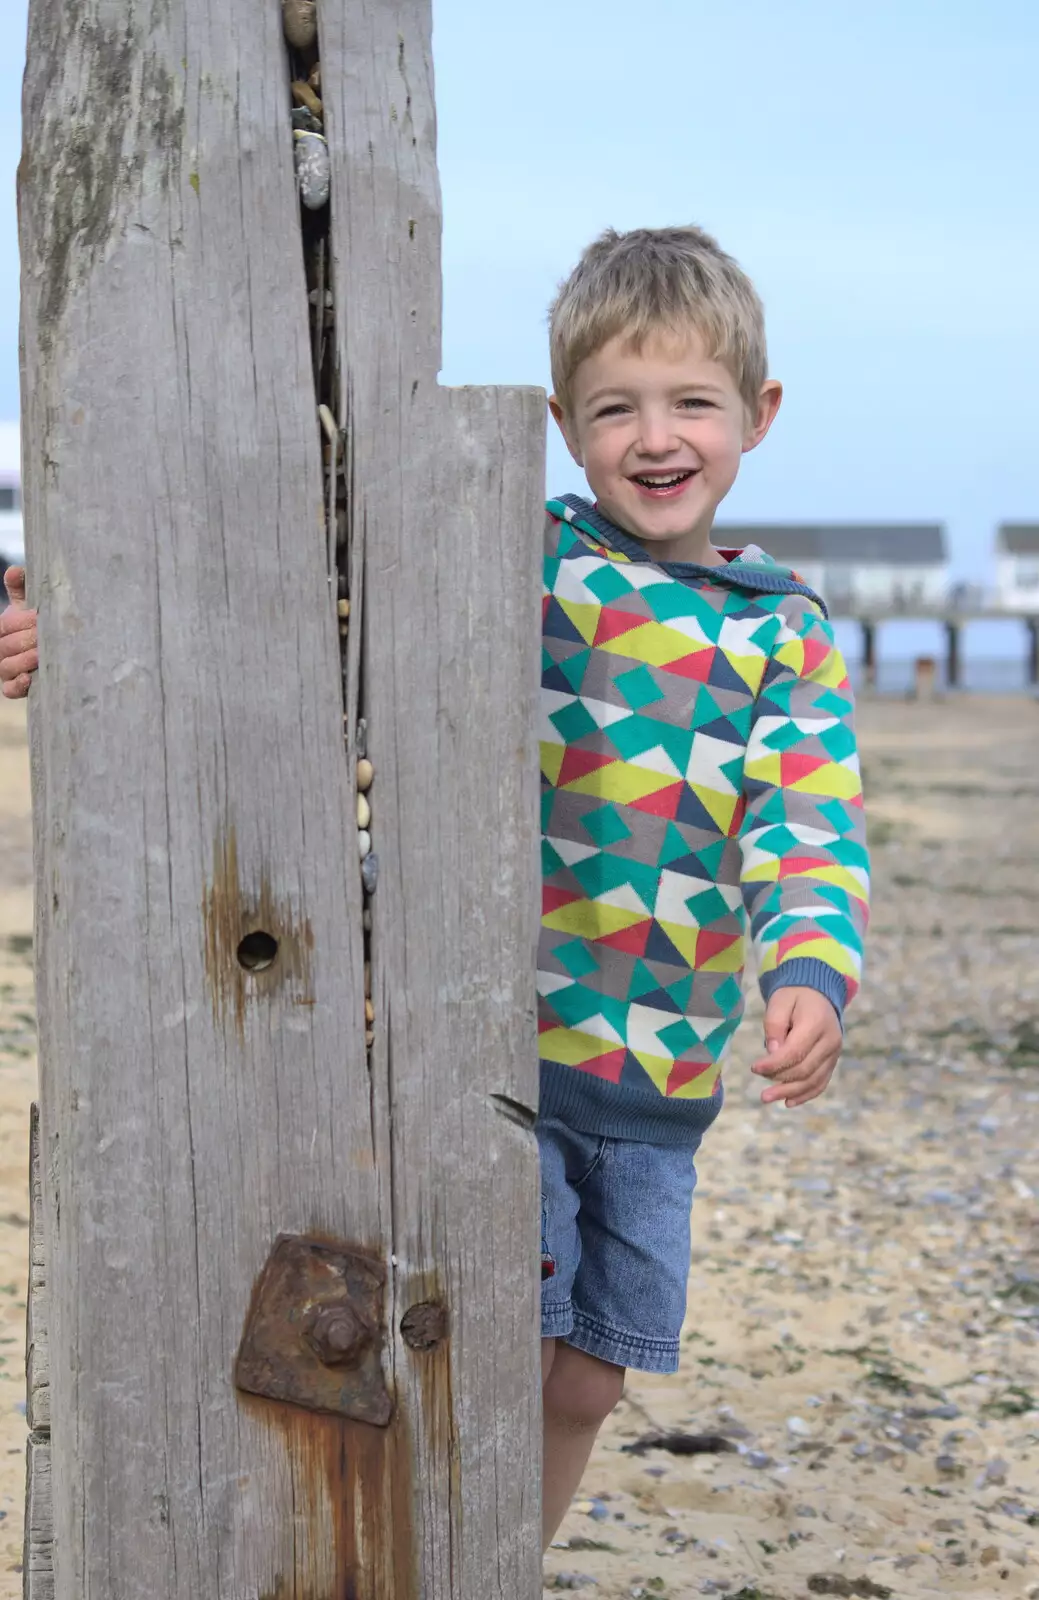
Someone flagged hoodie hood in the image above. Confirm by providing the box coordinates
[550,494,828,618]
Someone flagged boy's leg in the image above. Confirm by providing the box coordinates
[538,1119,707,1544]
[537,1121,613,1548]
[536,1117,704,1547]
[541,1342,624,1548]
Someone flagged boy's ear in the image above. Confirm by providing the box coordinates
[742,379,783,454]
[549,396,584,467]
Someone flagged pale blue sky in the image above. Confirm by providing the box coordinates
[2,0,1037,604]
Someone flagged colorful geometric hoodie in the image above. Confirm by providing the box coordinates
[539,495,870,1145]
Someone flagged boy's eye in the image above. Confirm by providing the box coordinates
[589,398,715,420]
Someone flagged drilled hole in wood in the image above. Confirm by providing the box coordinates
[236,931,279,972]
[400,1301,448,1352]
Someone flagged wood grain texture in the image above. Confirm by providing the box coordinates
[26,1103,50,1435]
[24,1435,54,1600]
[20,1,372,1594]
[321,8,544,1588]
[20,0,544,1594]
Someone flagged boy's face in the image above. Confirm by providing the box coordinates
[550,329,782,564]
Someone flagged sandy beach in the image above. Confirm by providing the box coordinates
[0,693,1035,1596]
[0,695,35,1584]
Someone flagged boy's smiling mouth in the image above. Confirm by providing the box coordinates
[630,469,699,497]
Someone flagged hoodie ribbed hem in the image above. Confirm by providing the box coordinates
[538,1059,725,1146]
[760,957,847,1025]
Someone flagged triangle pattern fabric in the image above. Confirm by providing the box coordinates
[539,502,869,1129]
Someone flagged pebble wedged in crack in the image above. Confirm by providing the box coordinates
[282,0,317,52]
[293,130,330,211]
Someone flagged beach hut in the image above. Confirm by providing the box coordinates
[995,524,1039,612]
[714,522,948,614]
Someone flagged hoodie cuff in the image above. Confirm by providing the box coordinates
[759,959,847,1030]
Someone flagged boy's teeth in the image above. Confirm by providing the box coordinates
[635,471,691,487]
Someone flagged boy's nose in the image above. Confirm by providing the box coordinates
[635,413,679,456]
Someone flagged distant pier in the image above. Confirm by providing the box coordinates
[830,602,1039,690]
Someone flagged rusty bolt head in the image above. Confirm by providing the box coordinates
[303,1303,374,1368]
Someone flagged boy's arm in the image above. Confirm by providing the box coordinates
[738,597,870,1101]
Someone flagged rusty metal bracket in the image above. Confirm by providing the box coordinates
[235,1233,392,1426]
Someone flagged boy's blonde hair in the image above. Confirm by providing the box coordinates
[549,225,768,417]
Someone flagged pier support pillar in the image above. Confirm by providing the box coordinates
[1027,617,1039,688]
[861,619,876,689]
[945,620,961,689]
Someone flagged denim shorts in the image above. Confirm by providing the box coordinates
[537,1114,703,1374]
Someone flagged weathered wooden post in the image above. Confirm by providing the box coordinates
[18,0,545,1594]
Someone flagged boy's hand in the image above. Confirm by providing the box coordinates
[0,568,38,699]
[752,986,842,1108]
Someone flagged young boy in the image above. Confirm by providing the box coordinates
[534,225,868,1541]
[1,224,869,1551]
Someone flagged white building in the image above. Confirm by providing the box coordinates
[995,524,1039,612]
[714,522,948,612]
[0,422,23,568]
